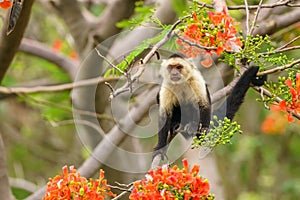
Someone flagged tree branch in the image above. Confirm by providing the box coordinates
[25,87,159,200]
[0,0,35,83]
[0,76,120,94]
[254,87,300,120]
[256,59,300,76]
[19,38,79,80]
[0,133,15,200]
[196,0,300,10]
[253,9,300,36]
[9,177,38,193]
[262,46,300,55]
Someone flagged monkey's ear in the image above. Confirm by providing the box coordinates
[161,59,168,67]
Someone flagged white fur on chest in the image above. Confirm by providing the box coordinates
[159,71,209,114]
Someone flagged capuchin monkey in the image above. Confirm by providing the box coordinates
[153,53,266,160]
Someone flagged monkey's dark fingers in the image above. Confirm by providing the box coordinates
[251,74,267,86]
[152,147,168,161]
[184,122,198,135]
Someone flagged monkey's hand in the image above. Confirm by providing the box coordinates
[196,126,209,138]
[246,66,267,86]
[152,146,168,161]
[177,122,198,137]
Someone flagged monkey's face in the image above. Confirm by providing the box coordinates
[161,57,192,84]
[167,65,183,82]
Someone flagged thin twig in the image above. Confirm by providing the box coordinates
[111,186,134,200]
[249,0,264,36]
[254,87,300,120]
[257,59,300,76]
[196,0,300,10]
[95,48,126,76]
[277,35,300,50]
[262,46,300,55]
[244,0,250,36]
[0,76,120,94]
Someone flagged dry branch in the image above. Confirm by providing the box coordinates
[257,59,300,76]
[0,76,120,94]
[196,0,300,10]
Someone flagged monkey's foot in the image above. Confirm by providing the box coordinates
[152,147,168,162]
[177,122,198,135]
[196,127,209,138]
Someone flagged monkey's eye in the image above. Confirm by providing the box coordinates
[176,65,183,70]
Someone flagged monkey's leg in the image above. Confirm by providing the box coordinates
[153,114,172,160]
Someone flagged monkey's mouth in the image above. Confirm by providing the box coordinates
[170,76,181,82]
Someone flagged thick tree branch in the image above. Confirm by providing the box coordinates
[0,133,15,200]
[253,9,300,36]
[50,0,135,57]
[93,0,135,43]
[9,177,38,193]
[49,0,91,55]
[25,87,159,200]
[0,0,34,83]
[19,38,79,80]
[0,1,34,200]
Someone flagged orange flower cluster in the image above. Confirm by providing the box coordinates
[0,0,11,9]
[130,159,214,200]
[43,166,116,200]
[261,105,288,134]
[177,9,242,58]
[52,39,78,60]
[278,73,300,122]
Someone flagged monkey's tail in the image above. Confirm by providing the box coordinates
[213,66,266,121]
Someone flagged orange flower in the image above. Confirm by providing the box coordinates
[129,159,214,200]
[177,10,241,59]
[0,0,11,9]
[261,105,288,134]
[278,73,300,122]
[52,39,63,52]
[43,166,116,200]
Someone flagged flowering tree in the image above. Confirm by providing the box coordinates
[0,0,300,200]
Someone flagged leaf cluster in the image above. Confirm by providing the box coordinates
[263,69,299,105]
[192,116,243,149]
[222,35,289,69]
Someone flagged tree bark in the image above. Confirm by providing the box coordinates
[0,0,35,83]
[0,133,15,200]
